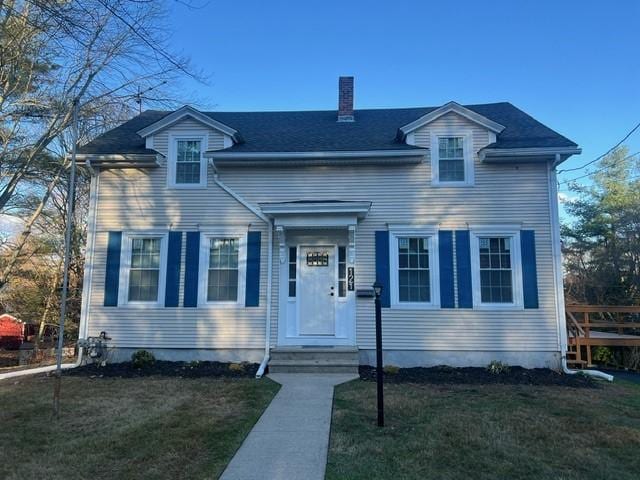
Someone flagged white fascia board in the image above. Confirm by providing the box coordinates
[136,105,240,141]
[480,147,582,162]
[399,101,506,138]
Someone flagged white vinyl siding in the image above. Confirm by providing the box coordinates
[86,112,559,354]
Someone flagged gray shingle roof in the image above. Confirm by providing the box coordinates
[78,102,577,155]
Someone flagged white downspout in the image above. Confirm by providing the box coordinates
[0,167,100,381]
[208,160,272,378]
[548,155,613,382]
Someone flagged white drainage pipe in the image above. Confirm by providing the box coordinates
[0,348,84,381]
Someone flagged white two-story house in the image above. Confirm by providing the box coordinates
[76,77,580,374]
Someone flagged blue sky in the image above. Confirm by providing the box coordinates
[170,0,639,201]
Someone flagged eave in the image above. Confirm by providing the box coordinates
[75,153,161,169]
[205,149,427,166]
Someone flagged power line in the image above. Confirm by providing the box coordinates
[558,172,640,194]
[559,151,640,185]
[558,120,640,174]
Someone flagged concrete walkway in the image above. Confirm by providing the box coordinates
[220,373,358,480]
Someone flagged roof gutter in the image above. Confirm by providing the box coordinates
[75,153,161,168]
[204,149,427,165]
[481,147,581,163]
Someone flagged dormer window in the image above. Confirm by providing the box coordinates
[438,137,465,181]
[431,131,474,186]
[168,135,207,188]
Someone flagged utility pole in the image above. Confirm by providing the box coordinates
[53,99,78,418]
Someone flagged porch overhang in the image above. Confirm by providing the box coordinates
[260,201,371,228]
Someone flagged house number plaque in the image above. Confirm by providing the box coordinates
[347,267,355,291]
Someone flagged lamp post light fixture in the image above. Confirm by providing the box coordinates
[373,280,384,427]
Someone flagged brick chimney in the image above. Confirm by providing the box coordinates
[338,76,354,122]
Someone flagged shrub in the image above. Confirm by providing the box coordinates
[487,360,510,375]
[131,350,155,369]
[592,347,614,365]
[383,365,400,375]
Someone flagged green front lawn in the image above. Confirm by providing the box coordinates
[0,374,279,480]
[328,379,640,479]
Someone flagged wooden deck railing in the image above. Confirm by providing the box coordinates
[566,304,640,366]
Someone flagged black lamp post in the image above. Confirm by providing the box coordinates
[373,280,384,427]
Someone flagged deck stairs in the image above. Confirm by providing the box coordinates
[565,344,588,369]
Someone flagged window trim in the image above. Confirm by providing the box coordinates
[470,227,523,310]
[167,134,208,188]
[198,231,247,308]
[118,232,168,308]
[430,130,474,186]
[389,227,440,309]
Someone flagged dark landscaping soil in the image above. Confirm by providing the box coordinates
[67,360,259,378]
[359,365,596,387]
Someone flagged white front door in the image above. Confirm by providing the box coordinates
[299,246,335,335]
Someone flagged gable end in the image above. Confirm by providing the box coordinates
[136,105,242,143]
[398,101,505,141]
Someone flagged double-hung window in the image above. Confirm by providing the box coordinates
[431,132,473,185]
[169,135,207,188]
[199,233,246,306]
[471,228,523,308]
[120,233,167,306]
[389,229,440,308]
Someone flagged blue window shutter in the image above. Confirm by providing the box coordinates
[439,231,455,308]
[183,232,200,307]
[375,231,390,308]
[245,231,261,307]
[104,231,122,306]
[521,230,539,309]
[455,230,473,308]
[164,232,182,307]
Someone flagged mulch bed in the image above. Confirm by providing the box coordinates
[359,365,596,388]
[66,360,259,378]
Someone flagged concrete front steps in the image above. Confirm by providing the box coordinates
[268,347,359,374]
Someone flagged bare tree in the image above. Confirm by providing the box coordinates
[0,0,201,289]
